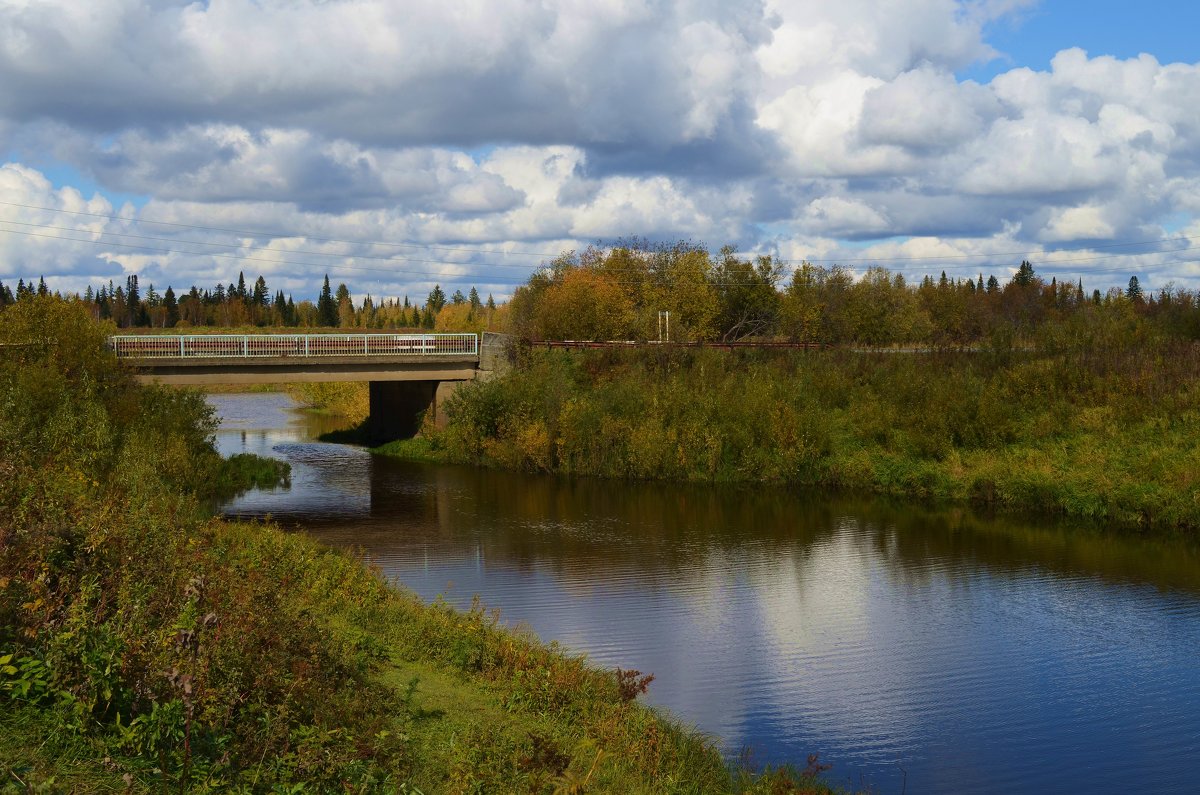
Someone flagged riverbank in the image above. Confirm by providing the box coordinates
[374,344,1200,533]
[2,299,836,790]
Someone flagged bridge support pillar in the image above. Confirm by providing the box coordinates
[368,380,436,442]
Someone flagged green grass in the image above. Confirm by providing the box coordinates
[372,436,443,462]
[0,706,145,793]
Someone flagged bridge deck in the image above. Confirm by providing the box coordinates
[109,333,480,385]
[109,332,478,359]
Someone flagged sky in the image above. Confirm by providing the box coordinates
[0,0,1198,304]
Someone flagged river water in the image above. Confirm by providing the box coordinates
[211,392,1200,794]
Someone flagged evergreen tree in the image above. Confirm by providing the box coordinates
[451,288,466,305]
[254,276,269,307]
[164,286,179,327]
[236,271,248,302]
[427,284,446,313]
[1127,275,1143,302]
[0,280,10,307]
[469,286,481,310]
[411,305,422,328]
[98,285,112,319]
[1013,260,1036,287]
[126,275,141,327]
[486,293,496,310]
[1092,289,1102,305]
[286,296,297,325]
[37,276,48,297]
[317,275,337,326]
[986,275,999,293]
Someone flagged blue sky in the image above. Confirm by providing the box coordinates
[972,1,1200,80]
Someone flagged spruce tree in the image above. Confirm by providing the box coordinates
[254,276,269,307]
[1013,260,1036,287]
[469,286,481,309]
[1127,275,1143,302]
[317,275,337,326]
[164,286,179,327]
[486,293,495,310]
[126,275,141,327]
[427,284,446,313]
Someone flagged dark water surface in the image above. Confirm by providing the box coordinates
[212,392,1200,794]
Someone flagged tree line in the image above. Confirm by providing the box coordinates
[5,240,1196,344]
[508,240,1200,345]
[0,271,501,332]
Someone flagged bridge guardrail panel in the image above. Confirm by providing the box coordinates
[108,333,479,359]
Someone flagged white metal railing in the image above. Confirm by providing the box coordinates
[108,333,479,359]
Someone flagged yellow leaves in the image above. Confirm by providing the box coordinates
[514,421,553,472]
[535,269,636,341]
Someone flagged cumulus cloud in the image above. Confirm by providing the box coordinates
[0,0,1197,296]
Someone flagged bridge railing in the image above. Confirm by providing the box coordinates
[108,333,479,359]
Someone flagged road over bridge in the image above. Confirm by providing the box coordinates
[110,333,506,441]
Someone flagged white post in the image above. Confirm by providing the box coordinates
[179,336,185,357]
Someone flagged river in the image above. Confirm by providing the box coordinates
[211,392,1200,794]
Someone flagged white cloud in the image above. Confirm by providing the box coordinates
[0,0,1197,295]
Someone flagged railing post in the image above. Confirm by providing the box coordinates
[180,336,185,357]
[304,336,310,356]
[242,335,248,356]
[364,335,368,355]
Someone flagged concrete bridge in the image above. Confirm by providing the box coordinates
[109,333,508,441]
